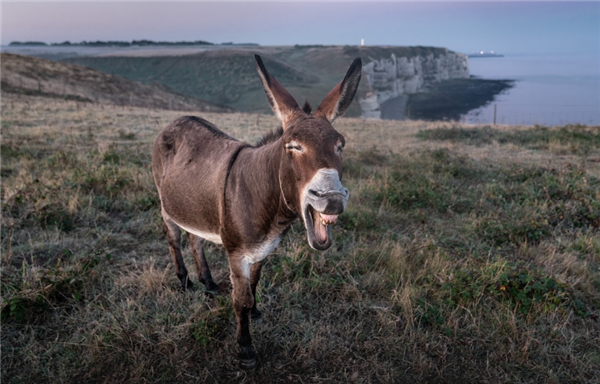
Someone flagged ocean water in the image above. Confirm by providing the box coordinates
[464,53,600,126]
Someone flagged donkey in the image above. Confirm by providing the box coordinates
[152,54,361,369]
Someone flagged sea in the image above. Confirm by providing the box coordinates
[464,53,600,126]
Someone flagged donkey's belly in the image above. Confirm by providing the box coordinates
[174,220,223,245]
[161,178,224,244]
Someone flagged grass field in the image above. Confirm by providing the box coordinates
[1,92,599,383]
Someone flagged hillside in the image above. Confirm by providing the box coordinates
[65,50,320,114]
[62,45,511,119]
[0,53,231,112]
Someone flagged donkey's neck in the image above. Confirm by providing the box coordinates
[225,138,296,232]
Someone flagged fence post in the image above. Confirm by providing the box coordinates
[493,104,497,125]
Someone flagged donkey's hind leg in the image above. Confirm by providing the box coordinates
[162,216,194,291]
[188,234,220,294]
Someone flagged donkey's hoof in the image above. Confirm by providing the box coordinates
[239,357,257,371]
[204,281,221,296]
[239,350,257,371]
[251,308,263,323]
[178,281,194,293]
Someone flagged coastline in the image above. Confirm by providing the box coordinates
[381,78,514,122]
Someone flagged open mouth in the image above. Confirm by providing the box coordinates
[304,205,338,250]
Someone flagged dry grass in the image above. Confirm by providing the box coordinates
[2,92,599,383]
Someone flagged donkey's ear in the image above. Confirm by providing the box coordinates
[316,58,362,123]
[255,54,300,126]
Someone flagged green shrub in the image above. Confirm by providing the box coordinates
[417,125,600,154]
[35,205,75,232]
[1,251,101,322]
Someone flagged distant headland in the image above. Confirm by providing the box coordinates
[8,40,259,47]
[468,51,504,58]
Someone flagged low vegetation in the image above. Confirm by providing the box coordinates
[417,124,600,154]
[2,92,599,383]
[1,53,230,113]
[65,52,321,113]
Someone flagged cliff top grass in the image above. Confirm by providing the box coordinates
[2,92,599,383]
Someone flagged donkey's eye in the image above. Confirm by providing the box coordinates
[285,142,303,152]
[336,144,343,154]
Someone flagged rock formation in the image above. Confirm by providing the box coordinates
[359,49,469,119]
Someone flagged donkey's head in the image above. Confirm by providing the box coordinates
[255,55,362,250]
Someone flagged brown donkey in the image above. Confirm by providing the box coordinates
[152,55,362,369]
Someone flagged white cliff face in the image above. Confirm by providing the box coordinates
[359,49,469,119]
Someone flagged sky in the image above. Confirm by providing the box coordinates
[1,1,599,56]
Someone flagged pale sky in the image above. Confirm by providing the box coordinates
[1,1,599,55]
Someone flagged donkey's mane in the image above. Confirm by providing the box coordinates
[254,101,313,148]
[302,101,312,114]
[254,126,284,147]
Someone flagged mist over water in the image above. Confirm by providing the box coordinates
[465,53,600,126]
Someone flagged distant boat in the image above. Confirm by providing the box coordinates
[468,51,504,58]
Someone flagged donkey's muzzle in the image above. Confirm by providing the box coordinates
[307,188,349,215]
[302,169,349,251]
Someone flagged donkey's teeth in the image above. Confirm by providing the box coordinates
[319,213,338,226]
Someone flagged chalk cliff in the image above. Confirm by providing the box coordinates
[358,49,469,119]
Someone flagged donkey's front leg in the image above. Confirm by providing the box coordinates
[250,261,264,323]
[229,257,257,370]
